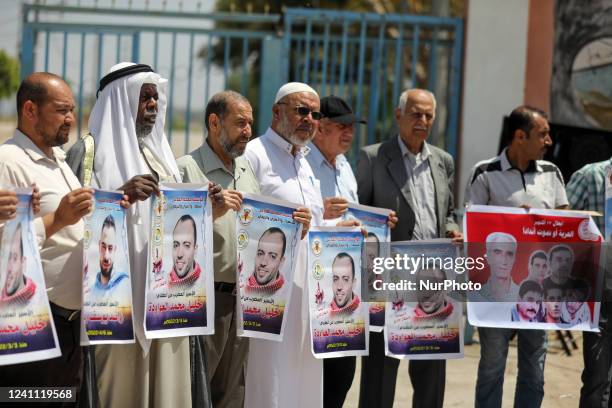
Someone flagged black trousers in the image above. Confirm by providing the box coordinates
[359,331,446,408]
[581,302,612,407]
[0,307,82,408]
[324,356,356,408]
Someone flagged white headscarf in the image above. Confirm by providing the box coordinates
[88,62,181,354]
[89,61,180,188]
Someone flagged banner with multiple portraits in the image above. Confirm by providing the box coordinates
[308,227,368,358]
[344,203,391,333]
[0,189,60,366]
[465,205,602,331]
[236,193,303,341]
[81,190,134,345]
[144,183,214,338]
[384,240,463,360]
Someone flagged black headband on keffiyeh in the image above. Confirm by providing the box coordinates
[97,63,154,97]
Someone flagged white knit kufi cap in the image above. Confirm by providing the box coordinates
[274,82,319,103]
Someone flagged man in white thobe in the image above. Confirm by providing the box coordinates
[66,62,190,408]
[243,82,325,408]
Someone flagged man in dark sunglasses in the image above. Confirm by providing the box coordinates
[271,84,322,152]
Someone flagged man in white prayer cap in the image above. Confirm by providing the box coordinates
[243,82,358,408]
[66,62,192,408]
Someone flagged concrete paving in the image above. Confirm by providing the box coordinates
[344,328,583,408]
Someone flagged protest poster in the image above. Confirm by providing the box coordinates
[465,204,602,331]
[344,203,391,333]
[308,226,368,358]
[144,183,214,338]
[0,188,60,365]
[236,193,303,341]
[383,240,463,360]
[81,189,134,345]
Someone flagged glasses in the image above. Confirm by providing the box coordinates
[277,102,322,120]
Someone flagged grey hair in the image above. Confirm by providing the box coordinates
[204,90,250,132]
[397,89,437,114]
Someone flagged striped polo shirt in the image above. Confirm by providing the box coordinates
[465,148,568,208]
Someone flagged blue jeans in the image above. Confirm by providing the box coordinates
[475,327,547,408]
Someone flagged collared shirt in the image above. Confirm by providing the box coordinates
[479,279,519,302]
[566,158,609,234]
[0,129,83,310]
[465,147,569,209]
[397,135,437,240]
[177,138,260,283]
[245,127,325,225]
[306,143,358,202]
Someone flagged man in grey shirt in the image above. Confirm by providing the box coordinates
[465,106,568,408]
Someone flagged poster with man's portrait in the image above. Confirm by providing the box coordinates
[308,227,368,358]
[384,240,463,360]
[0,188,60,366]
[344,203,391,333]
[465,205,602,332]
[81,189,134,345]
[236,193,302,341]
[144,183,214,338]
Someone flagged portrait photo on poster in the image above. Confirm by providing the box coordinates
[81,189,134,345]
[383,240,464,360]
[308,226,368,358]
[144,183,214,338]
[0,189,60,366]
[236,192,303,341]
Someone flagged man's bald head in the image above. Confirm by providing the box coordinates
[16,72,75,154]
[16,72,67,122]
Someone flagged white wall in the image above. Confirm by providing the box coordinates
[458,0,530,206]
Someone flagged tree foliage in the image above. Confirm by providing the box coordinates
[0,50,19,100]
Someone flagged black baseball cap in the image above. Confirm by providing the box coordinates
[320,96,367,124]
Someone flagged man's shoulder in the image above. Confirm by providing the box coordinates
[361,138,396,159]
[468,155,503,183]
[571,159,610,179]
[176,151,208,183]
[0,138,24,160]
[246,135,266,152]
[536,159,563,175]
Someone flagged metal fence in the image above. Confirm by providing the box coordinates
[20,2,463,159]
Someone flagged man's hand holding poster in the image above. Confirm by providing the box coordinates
[344,203,391,332]
[384,240,463,360]
[144,183,214,338]
[0,188,60,365]
[81,189,134,345]
[236,193,302,341]
[465,204,602,331]
[308,227,368,358]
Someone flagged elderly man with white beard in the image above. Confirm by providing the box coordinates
[66,62,192,408]
[243,82,359,408]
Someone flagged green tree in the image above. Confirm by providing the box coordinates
[0,50,19,99]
